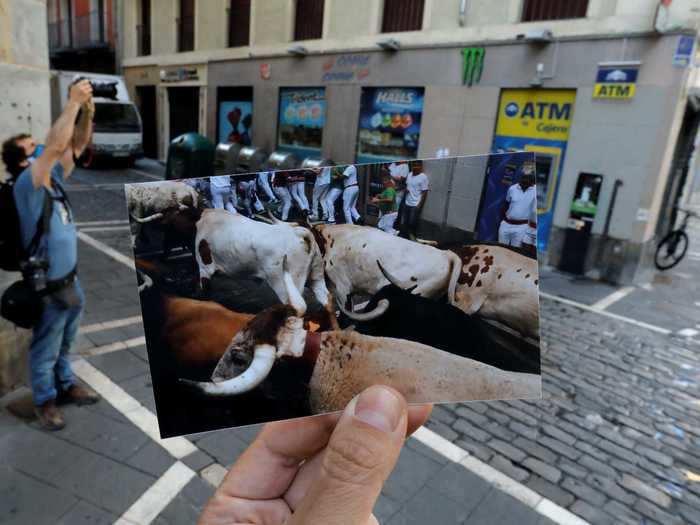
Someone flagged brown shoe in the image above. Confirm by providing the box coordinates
[58,384,100,406]
[34,400,65,431]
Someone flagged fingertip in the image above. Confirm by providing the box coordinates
[406,403,433,436]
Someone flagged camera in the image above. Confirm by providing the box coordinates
[72,76,118,100]
[21,256,49,293]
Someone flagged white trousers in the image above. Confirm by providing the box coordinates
[498,221,529,248]
[273,187,292,220]
[289,181,309,211]
[325,187,343,223]
[257,173,276,202]
[343,185,361,224]
[377,211,398,234]
[523,226,537,247]
[211,185,237,213]
[311,183,331,219]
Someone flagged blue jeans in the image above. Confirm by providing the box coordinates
[30,280,84,406]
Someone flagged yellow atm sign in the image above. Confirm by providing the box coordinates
[495,89,576,142]
[593,64,639,100]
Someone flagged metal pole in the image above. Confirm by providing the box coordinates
[596,178,623,269]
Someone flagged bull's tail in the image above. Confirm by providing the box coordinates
[446,251,462,306]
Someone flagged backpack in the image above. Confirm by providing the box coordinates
[0,180,52,272]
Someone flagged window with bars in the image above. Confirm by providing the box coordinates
[137,0,151,56]
[521,0,589,22]
[294,0,324,41]
[228,0,251,47]
[381,0,424,33]
[178,0,195,52]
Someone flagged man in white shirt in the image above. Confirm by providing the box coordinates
[310,166,332,221]
[341,164,361,225]
[498,172,536,248]
[398,161,429,240]
[210,175,237,213]
[256,171,277,204]
[521,198,538,257]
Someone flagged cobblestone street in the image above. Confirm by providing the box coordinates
[1,163,699,524]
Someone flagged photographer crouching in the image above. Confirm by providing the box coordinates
[1,79,100,430]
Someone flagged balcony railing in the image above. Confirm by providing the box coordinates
[48,19,71,50]
[137,24,151,56]
[522,0,589,22]
[48,10,109,51]
[177,15,195,52]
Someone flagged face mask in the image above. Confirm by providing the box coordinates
[27,144,45,164]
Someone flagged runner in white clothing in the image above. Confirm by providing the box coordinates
[210,175,237,213]
[324,166,345,224]
[310,166,332,221]
[256,171,277,204]
[398,161,429,240]
[498,172,536,248]
[341,164,361,224]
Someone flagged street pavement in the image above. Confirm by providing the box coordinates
[1,160,699,524]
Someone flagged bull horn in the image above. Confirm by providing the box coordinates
[130,212,164,223]
[283,255,307,316]
[180,344,276,396]
[267,208,283,224]
[376,260,413,290]
[338,298,390,321]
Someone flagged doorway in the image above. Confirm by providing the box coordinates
[135,85,157,158]
[168,87,200,142]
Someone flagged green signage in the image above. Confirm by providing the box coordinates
[462,47,485,86]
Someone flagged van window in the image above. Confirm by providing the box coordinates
[94,103,141,133]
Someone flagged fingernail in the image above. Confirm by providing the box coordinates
[353,386,403,433]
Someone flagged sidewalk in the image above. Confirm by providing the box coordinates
[1,227,559,525]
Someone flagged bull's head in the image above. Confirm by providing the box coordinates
[337,260,418,322]
[180,256,309,396]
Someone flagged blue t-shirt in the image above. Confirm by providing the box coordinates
[13,164,77,280]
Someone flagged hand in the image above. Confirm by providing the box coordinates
[84,98,95,120]
[199,386,432,525]
[69,80,93,106]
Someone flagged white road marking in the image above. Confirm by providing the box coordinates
[79,336,147,357]
[80,315,143,335]
[678,328,700,338]
[200,463,228,487]
[590,286,635,311]
[412,427,590,525]
[114,461,195,525]
[75,219,129,227]
[539,292,671,335]
[72,359,197,459]
[79,225,131,233]
[78,231,135,268]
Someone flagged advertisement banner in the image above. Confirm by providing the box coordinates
[483,89,577,251]
[218,101,253,145]
[277,87,326,159]
[356,87,424,164]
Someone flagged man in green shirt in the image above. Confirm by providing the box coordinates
[372,175,399,233]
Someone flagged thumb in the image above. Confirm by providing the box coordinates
[289,386,407,525]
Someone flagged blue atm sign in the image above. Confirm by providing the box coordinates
[593,64,639,100]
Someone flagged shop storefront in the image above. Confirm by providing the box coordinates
[216,86,253,145]
[276,87,326,159]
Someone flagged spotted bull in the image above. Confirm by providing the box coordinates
[181,258,541,410]
[195,209,335,323]
[454,244,539,339]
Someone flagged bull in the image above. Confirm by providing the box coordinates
[181,257,540,412]
[337,261,539,374]
[195,209,336,326]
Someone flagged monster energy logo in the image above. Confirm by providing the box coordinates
[462,47,485,87]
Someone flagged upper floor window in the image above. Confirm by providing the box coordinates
[228,0,251,47]
[294,0,325,41]
[381,0,424,33]
[138,0,151,56]
[178,0,195,52]
[522,0,589,22]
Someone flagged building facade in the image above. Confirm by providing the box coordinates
[120,0,700,284]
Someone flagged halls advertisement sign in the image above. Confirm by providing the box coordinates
[495,89,575,142]
[593,63,639,100]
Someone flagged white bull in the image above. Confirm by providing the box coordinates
[312,224,462,310]
[195,209,333,317]
[125,181,199,246]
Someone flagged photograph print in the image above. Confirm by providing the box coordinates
[124,152,541,438]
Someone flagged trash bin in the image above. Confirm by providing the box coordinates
[235,146,268,174]
[165,132,215,181]
[214,142,242,175]
[265,150,299,172]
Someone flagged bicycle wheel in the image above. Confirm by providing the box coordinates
[654,230,689,270]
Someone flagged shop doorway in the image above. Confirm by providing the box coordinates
[168,87,200,142]
[135,85,157,158]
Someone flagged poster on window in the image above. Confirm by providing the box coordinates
[218,101,253,145]
[356,87,424,164]
[277,87,326,159]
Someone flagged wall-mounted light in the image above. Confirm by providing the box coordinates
[377,38,401,52]
[287,45,308,57]
[516,29,553,44]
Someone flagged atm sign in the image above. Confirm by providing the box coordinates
[495,89,577,142]
[593,64,639,100]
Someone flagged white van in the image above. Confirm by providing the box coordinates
[51,71,143,166]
